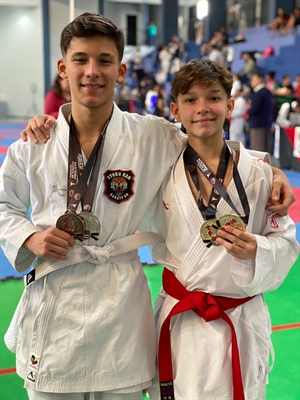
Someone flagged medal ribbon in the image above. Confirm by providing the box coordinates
[184,142,229,220]
[158,268,255,400]
[184,141,249,225]
[66,113,111,214]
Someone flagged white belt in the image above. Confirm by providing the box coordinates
[24,232,164,287]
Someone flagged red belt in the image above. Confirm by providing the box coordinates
[158,268,255,400]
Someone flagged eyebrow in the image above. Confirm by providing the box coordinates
[184,89,223,95]
[71,52,115,58]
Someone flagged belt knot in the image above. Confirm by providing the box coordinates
[191,292,222,322]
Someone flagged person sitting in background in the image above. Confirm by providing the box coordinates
[267,7,289,37]
[292,73,300,100]
[239,52,257,86]
[273,75,294,118]
[276,100,300,127]
[44,73,71,118]
[265,71,280,92]
[281,8,300,35]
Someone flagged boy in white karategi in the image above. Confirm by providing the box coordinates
[0,13,187,400]
[1,13,296,400]
[148,60,299,400]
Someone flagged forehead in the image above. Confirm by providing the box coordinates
[180,81,226,95]
[66,35,119,57]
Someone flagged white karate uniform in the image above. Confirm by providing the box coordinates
[230,95,246,146]
[0,103,187,394]
[148,141,299,400]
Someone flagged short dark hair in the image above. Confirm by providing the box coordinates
[60,12,125,62]
[171,59,233,100]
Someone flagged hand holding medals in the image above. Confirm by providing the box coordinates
[200,214,246,248]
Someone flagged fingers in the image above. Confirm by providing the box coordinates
[215,226,257,260]
[23,228,76,260]
[20,115,55,144]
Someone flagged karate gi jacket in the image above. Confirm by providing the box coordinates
[0,103,186,393]
[148,141,299,400]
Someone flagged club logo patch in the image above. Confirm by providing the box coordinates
[269,216,279,229]
[103,169,135,204]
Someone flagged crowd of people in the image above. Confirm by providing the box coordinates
[268,7,300,37]
[110,23,300,157]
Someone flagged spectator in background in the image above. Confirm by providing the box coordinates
[292,73,300,100]
[44,73,71,118]
[177,40,187,67]
[276,100,300,127]
[246,71,274,153]
[229,74,246,145]
[273,75,294,118]
[267,7,289,37]
[158,45,172,78]
[207,43,223,65]
[281,8,300,35]
[153,85,170,119]
[239,52,256,86]
[147,21,157,46]
[227,1,247,39]
[265,71,280,92]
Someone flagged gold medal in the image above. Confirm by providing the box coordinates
[200,218,220,247]
[217,214,246,232]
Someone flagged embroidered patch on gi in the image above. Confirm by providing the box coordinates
[25,269,36,286]
[30,354,39,366]
[163,201,170,210]
[27,369,36,382]
[269,216,279,229]
[103,169,135,204]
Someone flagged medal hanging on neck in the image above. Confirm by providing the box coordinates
[56,114,111,240]
[184,141,250,248]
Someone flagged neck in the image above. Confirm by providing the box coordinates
[188,136,225,164]
[70,103,113,140]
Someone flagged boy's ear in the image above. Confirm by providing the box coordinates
[226,97,235,119]
[170,102,181,122]
[116,63,127,84]
[57,59,67,79]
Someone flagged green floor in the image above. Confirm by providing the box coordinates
[0,257,299,399]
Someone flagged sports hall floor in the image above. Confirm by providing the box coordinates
[0,122,299,399]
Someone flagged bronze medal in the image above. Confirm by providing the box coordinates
[200,218,220,247]
[56,212,85,241]
[78,211,100,240]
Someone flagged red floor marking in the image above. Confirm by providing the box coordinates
[272,322,300,331]
[0,367,16,375]
[0,146,8,154]
[289,187,300,223]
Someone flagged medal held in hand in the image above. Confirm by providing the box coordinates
[214,214,246,232]
[56,212,85,241]
[78,211,100,241]
[200,218,221,247]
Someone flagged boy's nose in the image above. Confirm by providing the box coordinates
[197,100,210,113]
[85,60,100,78]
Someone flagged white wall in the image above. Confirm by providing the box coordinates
[0,6,44,118]
[0,0,193,120]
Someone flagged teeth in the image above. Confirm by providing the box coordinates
[84,85,101,88]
